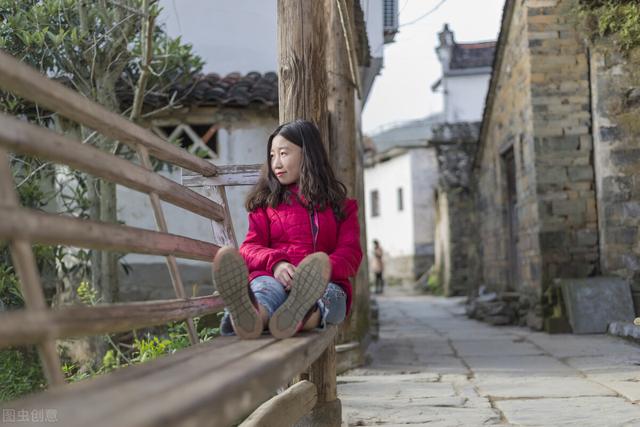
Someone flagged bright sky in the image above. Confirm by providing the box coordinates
[362,0,506,135]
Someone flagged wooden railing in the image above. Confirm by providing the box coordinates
[0,50,341,426]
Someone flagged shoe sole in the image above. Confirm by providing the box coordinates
[269,253,331,339]
[213,247,262,339]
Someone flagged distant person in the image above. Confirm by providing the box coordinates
[213,119,363,339]
[372,240,384,294]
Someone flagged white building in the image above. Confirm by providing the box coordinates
[432,24,495,124]
[116,0,397,300]
[364,24,494,284]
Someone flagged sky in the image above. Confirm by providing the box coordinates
[362,0,506,135]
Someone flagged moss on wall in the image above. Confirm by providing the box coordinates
[575,0,640,53]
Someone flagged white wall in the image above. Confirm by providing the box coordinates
[410,147,438,252]
[364,152,414,260]
[360,0,384,59]
[118,119,276,266]
[158,0,277,74]
[216,120,277,242]
[444,73,490,123]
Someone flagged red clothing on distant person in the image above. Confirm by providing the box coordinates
[239,186,362,314]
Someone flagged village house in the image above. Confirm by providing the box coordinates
[365,24,494,287]
[115,0,396,301]
[470,0,639,332]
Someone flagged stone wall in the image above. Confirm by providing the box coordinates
[383,253,432,285]
[528,1,599,295]
[476,0,537,298]
[590,45,640,314]
[475,0,599,328]
[433,124,479,297]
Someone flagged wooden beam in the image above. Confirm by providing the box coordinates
[0,50,217,177]
[335,0,362,99]
[326,0,358,196]
[182,164,262,187]
[0,113,226,222]
[0,295,225,348]
[6,328,338,427]
[277,0,329,144]
[0,206,220,262]
[239,380,317,427]
[277,3,343,425]
[327,0,370,353]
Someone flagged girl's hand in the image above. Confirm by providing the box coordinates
[273,261,295,290]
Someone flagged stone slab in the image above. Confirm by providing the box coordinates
[609,321,640,341]
[338,380,455,400]
[527,332,639,357]
[450,338,543,357]
[564,354,640,373]
[465,355,577,377]
[475,376,615,399]
[343,401,501,426]
[495,396,640,426]
[560,277,635,333]
[576,364,640,403]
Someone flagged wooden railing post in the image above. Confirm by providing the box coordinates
[296,336,341,427]
[0,148,64,386]
[136,144,198,345]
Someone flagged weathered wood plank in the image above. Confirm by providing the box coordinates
[182,163,263,187]
[217,186,239,247]
[0,50,217,176]
[0,206,220,262]
[240,380,317,427]
[4,337,276,426]
[0,113,225,222]
[5,328,337,427]
[0,295,224,348]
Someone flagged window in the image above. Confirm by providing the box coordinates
[383,0,399,42]
[371,190,380,217]
[397,187,403,211]
[157,123,219,159]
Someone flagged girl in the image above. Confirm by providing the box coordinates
[213,119,363,339]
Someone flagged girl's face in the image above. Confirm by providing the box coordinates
[270,134,302,185]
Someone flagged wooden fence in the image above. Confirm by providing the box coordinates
[0,50,341,427]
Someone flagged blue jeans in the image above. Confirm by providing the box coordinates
[220,276,347,336]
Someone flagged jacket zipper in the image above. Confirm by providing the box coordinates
[309,208,317,252]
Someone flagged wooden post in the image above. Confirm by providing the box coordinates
[327,0,357,195]
[326,0,370,366]
[277,1,341,425]
[277,0,329,145]
[299,338,341,426]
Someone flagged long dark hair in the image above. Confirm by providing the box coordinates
[245,119,347,219]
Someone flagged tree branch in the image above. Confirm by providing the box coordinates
[130,0,155,122]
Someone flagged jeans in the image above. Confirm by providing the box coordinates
[220,275,347,336]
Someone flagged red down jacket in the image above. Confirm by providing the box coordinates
[239,186,363,314]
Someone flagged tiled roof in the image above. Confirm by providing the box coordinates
[450,42,496,70]
[117,71,279,110]
[369,113,444,153]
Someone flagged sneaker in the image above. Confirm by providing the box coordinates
[212,246,262,339]
[269,252,331,339]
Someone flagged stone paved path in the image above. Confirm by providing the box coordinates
[339,290,640,426]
